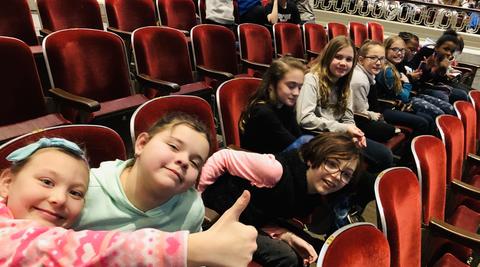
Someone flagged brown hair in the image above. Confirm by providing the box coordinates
[357,39,383,57]
[129,112,212,166]
[309,36,357,115]
[239,56,306,133]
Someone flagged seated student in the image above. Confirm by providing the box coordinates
[376,35,454,132]
[265,0,301,24]
[294,0,315,23]
[200,132,362,267]
[238,0,267,24]
[350,40,398,143]
[407,29,468,103]
[296,36,393,174]
[0,138,257,266]
[206,0,236,26]
[240,57,312,154]
[74,113,208,232]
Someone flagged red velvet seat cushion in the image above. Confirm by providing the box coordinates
[92,94,148,118]
[434,253,469,267]
[0,114,70,142]
[445,205,480,259]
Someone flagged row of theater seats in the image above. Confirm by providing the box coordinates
[1,83,480,266]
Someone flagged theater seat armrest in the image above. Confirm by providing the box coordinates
[458,62,479,72]
[196,65,234,81]
[203,207,220,229]
[179,29,190,36]
[240,59,270,72]
[467,153,480,164]
[450,179,480,199]
[429,218,480,250]
[39,28,53,37]
[106,27,132,40]
[306,50,320,59]
[136,74,180,95]
[49,88,100,112]
[354,112,370,124]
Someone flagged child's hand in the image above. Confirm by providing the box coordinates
[187,191,257,267]
[280,232,318,266]
[346,125,367,148]
[400,73,410,83]
[409,69,422,81]
[369,112,382,121]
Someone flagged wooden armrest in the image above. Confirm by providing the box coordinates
[196,65,234,81]
[354,112,370,123]
[429,218,480,250]
[450,179,480,200]
[203,207,221,228]
[306,50,320,59]
[106,27,132,40]
[452,66,473,74]
[226,144,251,152]
[179,29,190,36]
[458,62,479,72]
[39,28,53,37]
[136,73,180,95]
[49,88,100,112]
[467,153,480,164]
[240,58,270,72]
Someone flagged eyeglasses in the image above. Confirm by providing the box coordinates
[363,56,386,63]
[389,47,406,53]
[323,159,354,184]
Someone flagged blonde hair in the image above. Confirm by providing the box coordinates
[383,36,404,95]
[309,36,357,115]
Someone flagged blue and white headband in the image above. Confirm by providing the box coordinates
[6,137,87,164]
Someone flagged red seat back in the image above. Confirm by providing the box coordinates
[349,21,368,48]
[469,90,480,140]
[105,0,157,32]
[0,0,38,46]
[318,223,390,267]
[157,0,197,32]
[0,124,126,169]
[191,24,239,75]
[436,115,465,184]
[454,101,477,156]
[327,22,348,40]
[412,135,447,224]
[37,0,103,32]
[375,167,422,267]
[216,78,262,146]
[303,22,328,55]
[133,26,195,86]
[367,21,384,42]
[0,37,47,125]
[273,22,305,59]
[238,23,273,66]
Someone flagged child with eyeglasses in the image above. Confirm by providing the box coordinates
[375,35,454,135]
[350,40,399,143]
[199,132,362,267]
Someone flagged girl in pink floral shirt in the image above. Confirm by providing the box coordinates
[0,137,256,267]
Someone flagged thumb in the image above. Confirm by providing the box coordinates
[221,190,251,222]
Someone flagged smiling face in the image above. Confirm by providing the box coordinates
[0,148,89,228]
[435,40,457,59]
[134,124,210,198]
[329,46,355,80]
[306,157,358,195]
[386,39,406,65]
[359,45,385,75]
[274,68,304,107]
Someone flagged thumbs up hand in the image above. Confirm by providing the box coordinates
[187,191,258,267]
